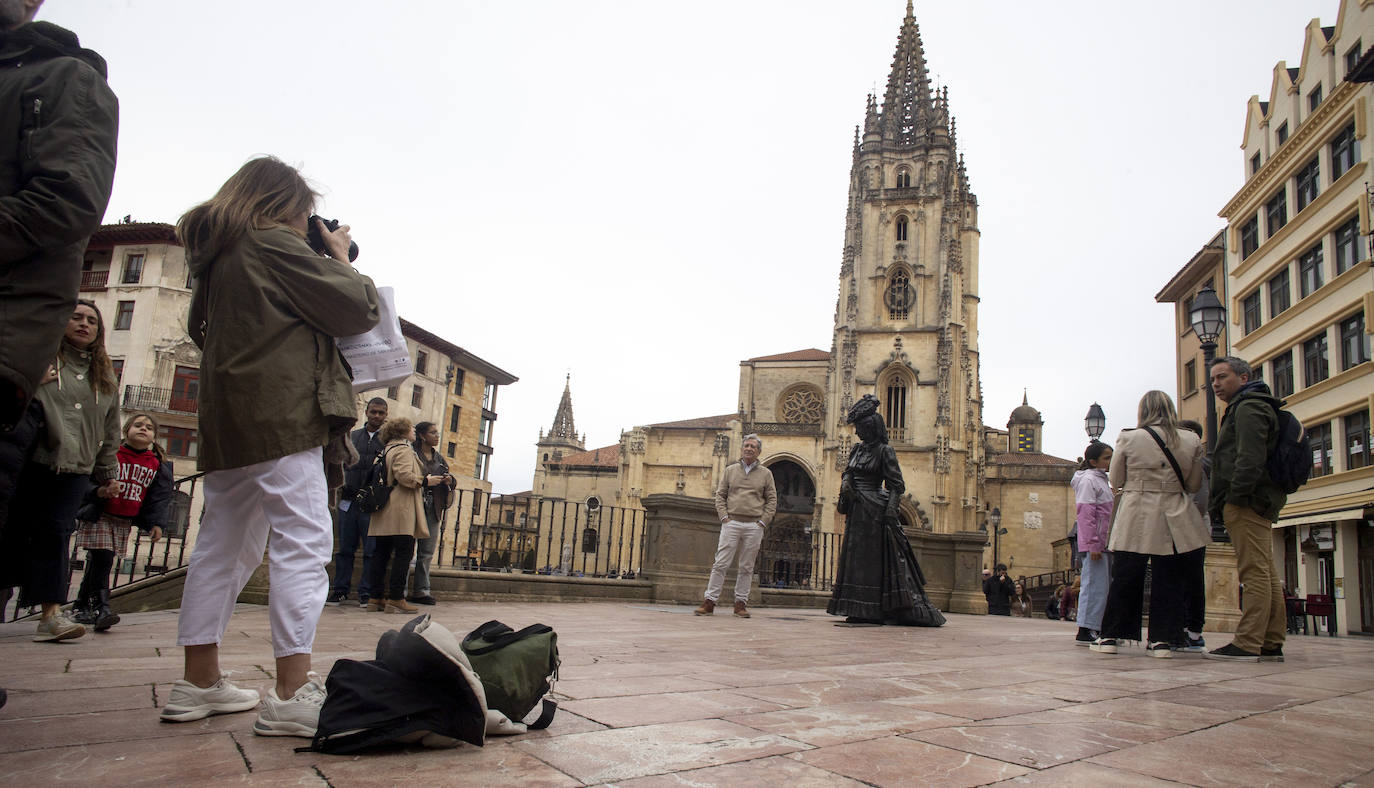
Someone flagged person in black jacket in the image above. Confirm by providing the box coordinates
[329,398,388,607]
[983,563,1015,616]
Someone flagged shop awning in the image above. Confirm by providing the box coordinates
[1274,507,1371,528]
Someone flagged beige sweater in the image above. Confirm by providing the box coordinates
[714,461,777,525]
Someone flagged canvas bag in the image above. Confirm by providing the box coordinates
[461,620,559,730]
[338,286,412,393]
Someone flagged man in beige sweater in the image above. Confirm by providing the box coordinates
[696,434,777,618]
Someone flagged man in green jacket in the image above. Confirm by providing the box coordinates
[1204,356,1286,663]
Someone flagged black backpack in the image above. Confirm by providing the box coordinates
[353,445,401,514]
[1266,404,1312,495]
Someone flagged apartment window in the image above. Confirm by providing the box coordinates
[895,215,908,242]
[1308,84,1323,112]
[1346,410,1371,470]
[1308,422,1333,477]
[1265,189,1287,237]
[452,368,465,396]
[114,300,134,330]
[121,253,145,284]
[111,359,124,382]
[1346,40,1363,76]
[1294,158,1319,211]
[1251,363,1264,384]
[1331,122,1358,180]
[473,452,489,480]
[479,416,494,446]
[1334,217,1365,275]
[159,426,199,459]
[483,383,496,410]
[1341,314,1370,369]
[1250,152,1262,175]
[1271,350,1295,399]
[171,365,199,413]
[449,404,461,432]
[446,441,456,459]
[415,350,428,375]
[1242,292,1261,334]
[386,385,399,400]
[1240,217,1260,259]
[1303,333,1329,387]
[411,385,424,408]
[1298,244,1323,298]
[1276,122,1289,146]
[1268,269,1291,317]
[1183,360,1197,393]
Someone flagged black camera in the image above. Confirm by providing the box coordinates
[306,215,359,262]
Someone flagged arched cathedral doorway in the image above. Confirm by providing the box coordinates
[759,460,815,589]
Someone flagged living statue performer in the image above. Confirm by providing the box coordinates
[827,394,946,627]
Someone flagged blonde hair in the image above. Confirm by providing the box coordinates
[1137,390,1181,448]
[379,416,414,445]
[177,156,318,258]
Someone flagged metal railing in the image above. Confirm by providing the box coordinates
[80,269,110,290]
[123,384,198,415]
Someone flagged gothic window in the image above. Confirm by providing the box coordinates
[885,269,913,320]
[882,373,908,440]
[779,386,822,424]
[581,527,599,554]
[896,168,911,188]
[895,215,908,241]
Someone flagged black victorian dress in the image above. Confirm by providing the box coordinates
[826,440,946,626]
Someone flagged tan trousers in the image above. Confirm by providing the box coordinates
[1223,503,1286,653]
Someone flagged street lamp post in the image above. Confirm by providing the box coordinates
[1084,403,1106,442]
[1188,283,1228,543]
[982,506,1007,568]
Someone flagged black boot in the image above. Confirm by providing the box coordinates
[1075,626,1096,644]
[93,589,120,632]
[71,595,95,625]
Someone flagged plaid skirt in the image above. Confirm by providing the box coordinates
[74,513,135,557]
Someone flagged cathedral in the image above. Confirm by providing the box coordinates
[529,3,1072,588]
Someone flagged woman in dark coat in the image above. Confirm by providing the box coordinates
[827,395,945,627]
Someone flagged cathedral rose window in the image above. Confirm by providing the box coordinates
[781,387,823,424]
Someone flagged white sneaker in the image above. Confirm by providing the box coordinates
[253,671,327,738]
[160,676,261,722]
[33,612,85,642]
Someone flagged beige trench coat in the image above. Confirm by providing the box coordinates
[367,440,429,540]
[1107,427,1207,555]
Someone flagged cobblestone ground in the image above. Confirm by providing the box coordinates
[0,602,1371,786]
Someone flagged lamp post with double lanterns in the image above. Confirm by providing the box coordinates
[1188,283,1228,542]
[979,507,1007,569]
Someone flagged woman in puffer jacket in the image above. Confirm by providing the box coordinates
[1070,440,1113,645]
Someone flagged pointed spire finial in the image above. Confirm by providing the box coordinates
[1022,389,1028,406]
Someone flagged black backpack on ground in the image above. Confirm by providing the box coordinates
[353,444,402,513]
[1265,403,1312,495]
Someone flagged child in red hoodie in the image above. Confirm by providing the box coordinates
[73,413,173,631]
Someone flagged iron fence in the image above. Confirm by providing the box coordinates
[123,384,198,415]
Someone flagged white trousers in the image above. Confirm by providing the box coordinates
[176,447,332,658]
[704,520,764,603]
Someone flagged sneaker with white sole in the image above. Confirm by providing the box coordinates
[160,676,261,722]
[33,613,85,642]
[1146,641,1174,658]
[253,671,327,738]
[1089,637,1118,654]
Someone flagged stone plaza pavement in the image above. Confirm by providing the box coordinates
[0,601,1372,787]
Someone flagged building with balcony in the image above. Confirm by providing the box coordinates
[1156,230,1230,429]
[1203,0,1373,634]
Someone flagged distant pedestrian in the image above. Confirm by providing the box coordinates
[983,563,1014,616]
[696,434,775,619]
[1045,584,1064,620]
[1204,357,1288,663]
[1011,583,1034,618]
[329,397,388,607]
[1070,441,1114,645]
[365,417,430,614]
[407,421,454,606]
[1092,391,1205,658]
[160,156,379,739]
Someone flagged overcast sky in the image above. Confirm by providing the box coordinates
[46,0,1340,494]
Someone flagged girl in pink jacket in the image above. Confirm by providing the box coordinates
[1069,441,1113,644]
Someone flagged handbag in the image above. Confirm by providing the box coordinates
[337,286,413,393]
[460,620,559,730]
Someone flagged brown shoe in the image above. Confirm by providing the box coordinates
[733,601,750,618]
[385,598,418,614]
[693,599,715,616]
[366,599,385,612]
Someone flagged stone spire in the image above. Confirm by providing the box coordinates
[548,373,577,441]
[879,0,934,146]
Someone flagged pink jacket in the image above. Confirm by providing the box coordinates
[1070,468,1113,553]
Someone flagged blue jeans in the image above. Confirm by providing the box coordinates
[1077,550,1111,632]
[332,503,375,597]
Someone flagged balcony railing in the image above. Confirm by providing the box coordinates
[747,422,822,436]
[80,270,110,290]
[123,384,198,415]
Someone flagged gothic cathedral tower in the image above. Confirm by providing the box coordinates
[825,1,984,534]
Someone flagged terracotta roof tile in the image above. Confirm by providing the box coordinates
[748,349,830,362]
[552,444,620,468]
[648,414,739,429]
[989,452,1077,467]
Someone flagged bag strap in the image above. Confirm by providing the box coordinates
[1142,427,1186,488]
[525,697,557,730]
[463,623,553,656]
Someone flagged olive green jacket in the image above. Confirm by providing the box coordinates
[31,341,119,481]
[1209,382,1286,523]
[187,226,379,472]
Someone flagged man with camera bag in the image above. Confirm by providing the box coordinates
[329,398,388,607]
